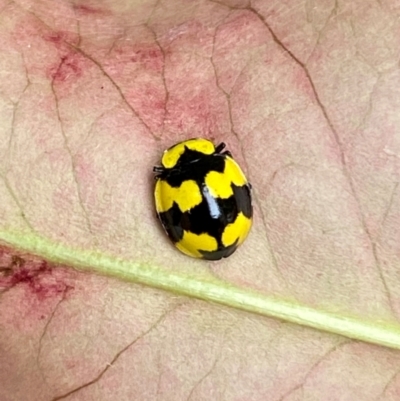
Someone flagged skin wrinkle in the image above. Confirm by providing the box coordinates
[147,23,169,136]
[50,70,96,243]
[37,289,69,369]
[352,75,380,133]
[377,182,399,244]
[71,46,156,136]
[304,0,339,65]
[248,5,395,314]
[51,304,179,401]
[379,367,400,400]
[0,174,34,231]
[187,356,220,400]
[277,339,350,401]
[1,63,33,230]
[154,349,163,400]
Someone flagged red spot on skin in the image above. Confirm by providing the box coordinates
[73,4,105,15]
[112,43,164,74]
[48,53,84,83]
[40,31,86,85]
[0,248,74,301]
[44,32,67,44]
[130,48,163,71]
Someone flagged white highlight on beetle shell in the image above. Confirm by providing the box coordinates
[201,184,221,219]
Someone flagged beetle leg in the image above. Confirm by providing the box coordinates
[215,142,226,153]
[222,150,232,157]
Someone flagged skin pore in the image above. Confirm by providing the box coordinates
[1,0,400,399]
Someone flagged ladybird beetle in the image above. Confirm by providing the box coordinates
[153,138,252,260]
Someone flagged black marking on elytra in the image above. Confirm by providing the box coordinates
[158,202,184,243]
[175,147,208,166]
[180,190,238,238]
[159,154,226,187]
[232,184,253,219]
[157,194,238,247]
[154,143,229,184]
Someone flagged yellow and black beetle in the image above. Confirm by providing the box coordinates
[153,138,252,260]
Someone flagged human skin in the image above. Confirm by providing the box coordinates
[1,0,400,400]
